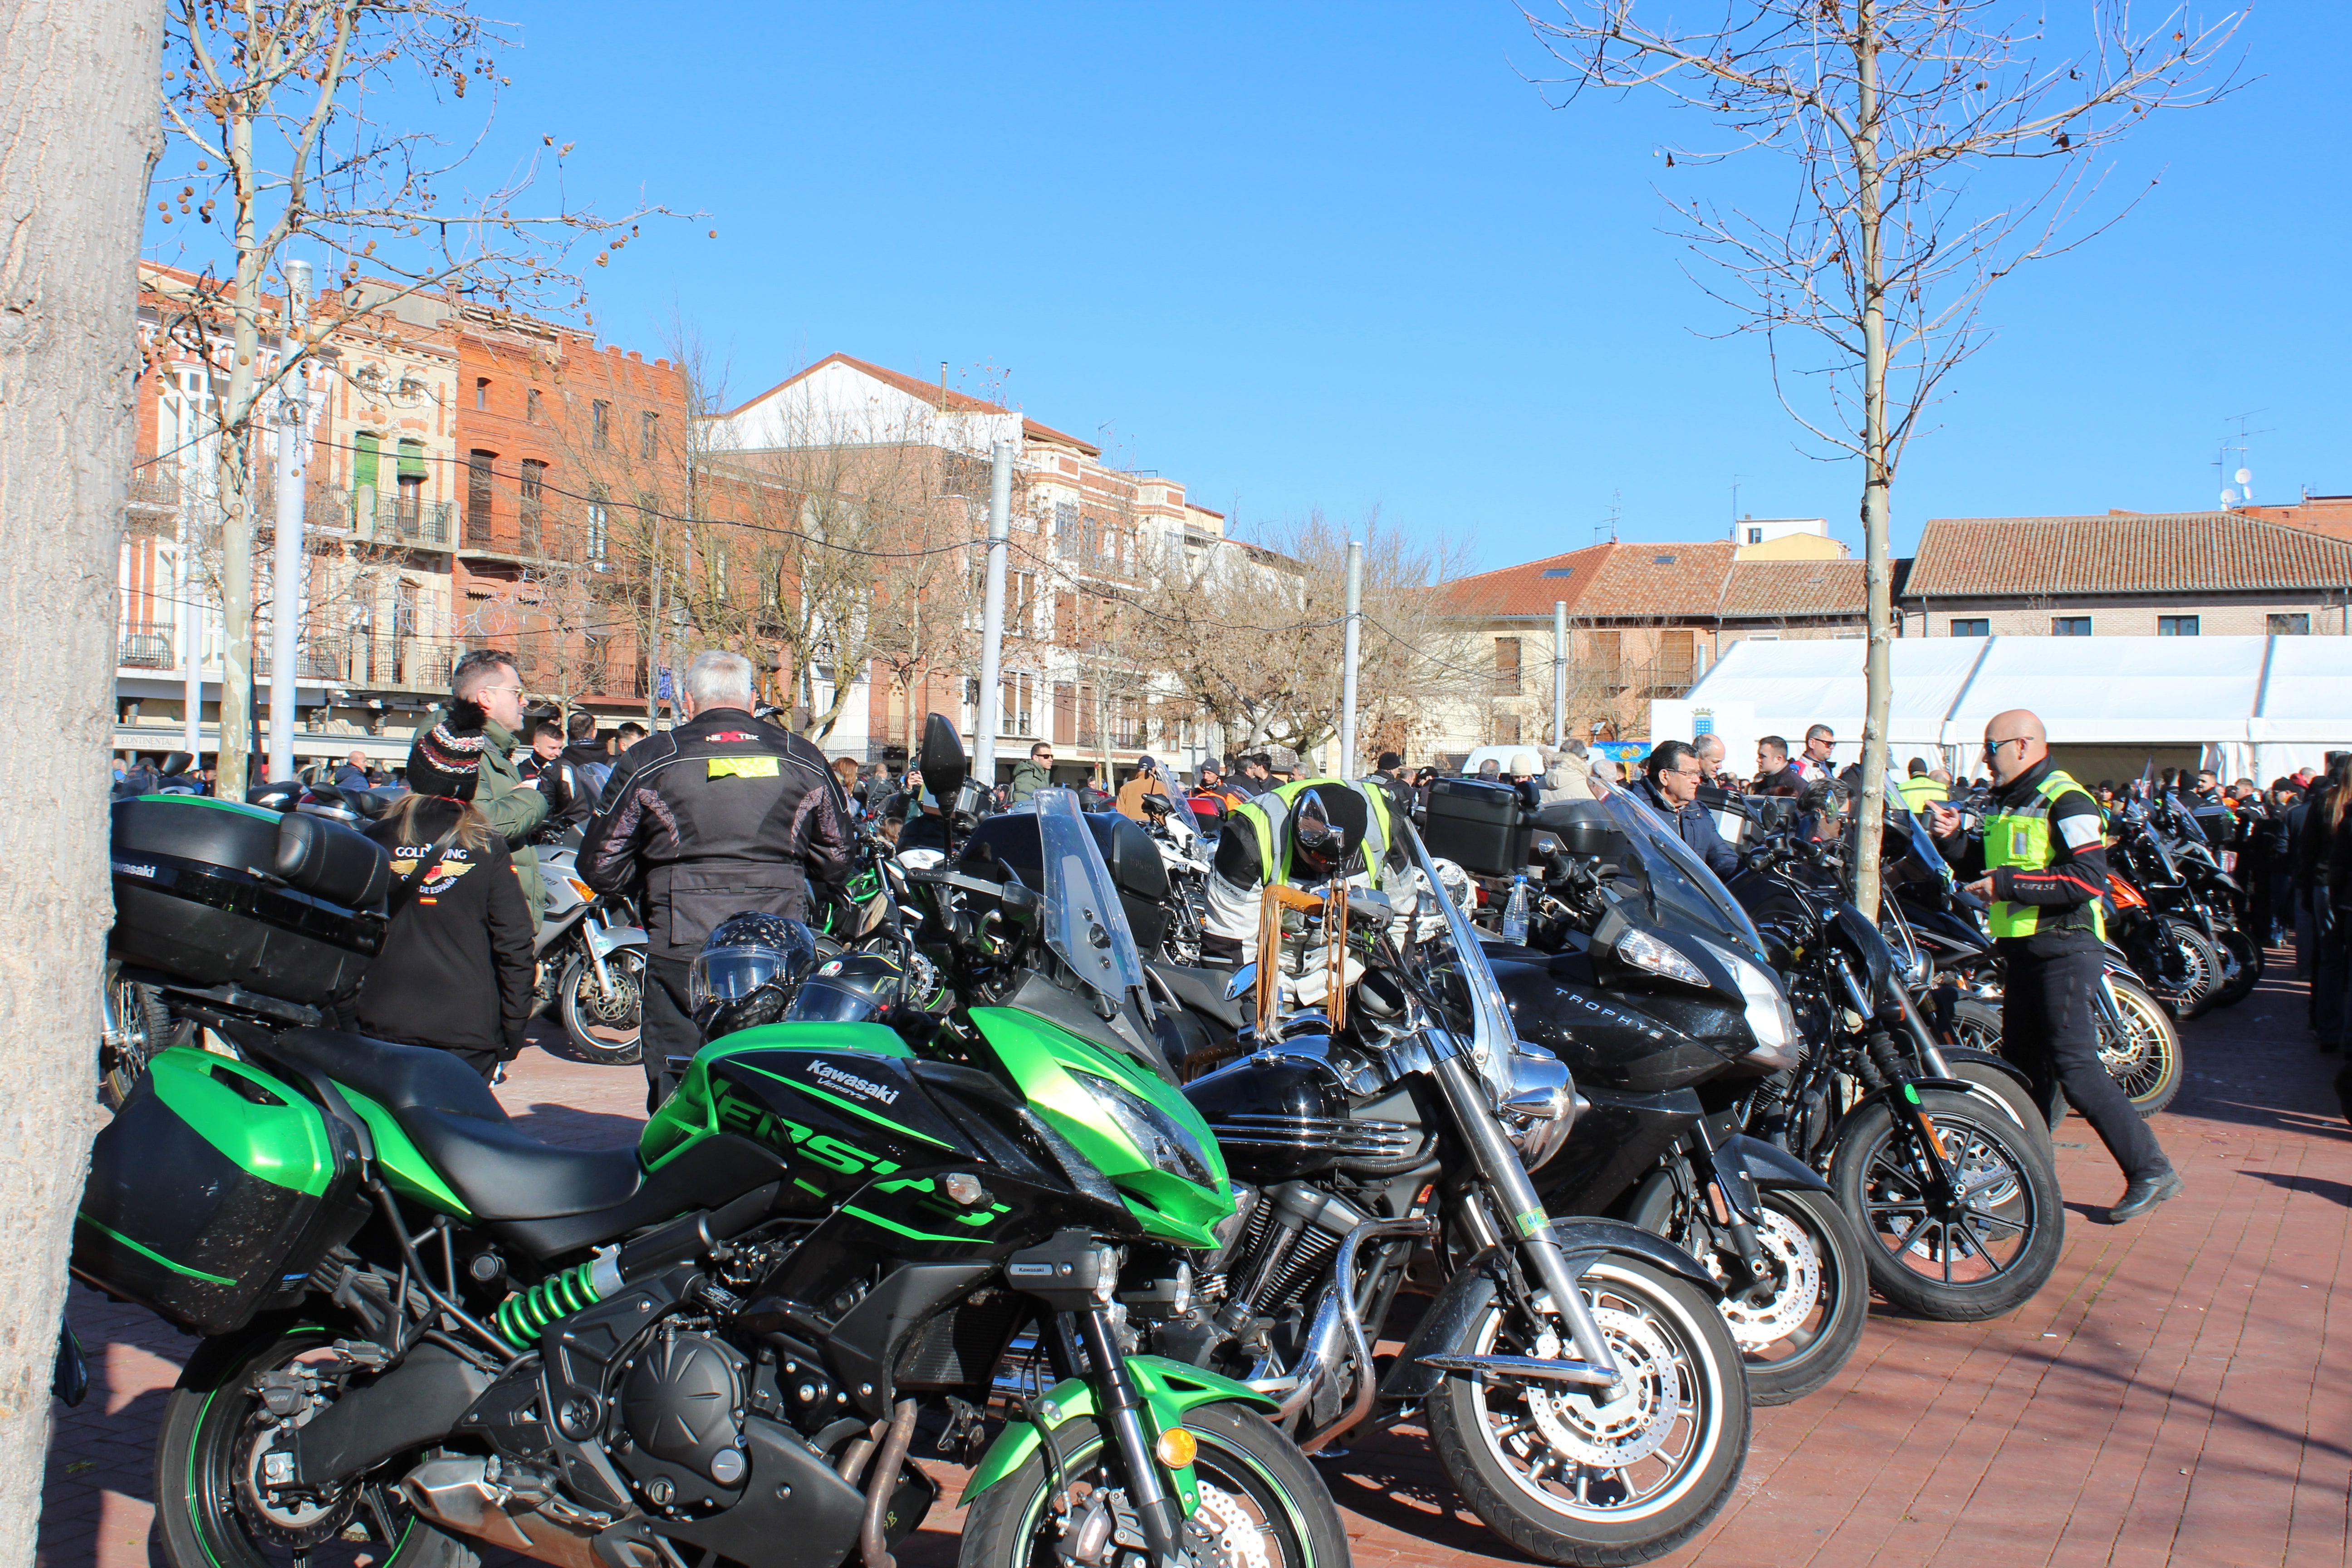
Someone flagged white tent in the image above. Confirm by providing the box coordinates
[1659,635,2352,783]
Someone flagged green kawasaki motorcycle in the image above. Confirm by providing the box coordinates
[75,732,1344,1568]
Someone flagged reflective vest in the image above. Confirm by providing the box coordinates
[1984,767,2105,942]
[1230,777,1395,891]
[1896,774,1945,812]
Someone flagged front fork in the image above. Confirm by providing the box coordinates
[1073,1308,1188,1568]
[1430,1052,1627,1392]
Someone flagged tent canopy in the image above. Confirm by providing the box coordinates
[1666,635,2352,782]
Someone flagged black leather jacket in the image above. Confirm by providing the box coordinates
[579,709,852,961]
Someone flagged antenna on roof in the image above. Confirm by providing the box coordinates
[2213,409,2274,509]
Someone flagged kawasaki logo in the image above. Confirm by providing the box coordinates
[112,861,158,879]
[810,1060,898,1105]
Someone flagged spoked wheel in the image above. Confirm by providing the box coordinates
[558,949,643,1064]
[2207,928,2262,1009]
[960,1402,1345,1568]
[1427,1256,1749,1564]
[101,958,178,1109]
[2155,921,2221,1019]
[154,1322,471,1568]
[2097,973,2184,1118]
[1830,1089,2063,1322]
[1630,1183,1869,1407]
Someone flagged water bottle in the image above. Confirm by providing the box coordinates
[1500,873,1531,943]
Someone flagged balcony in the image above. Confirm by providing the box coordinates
[345,488,454,549]
[252,639,357,683]
[119,621,176,669]
[124,472,182,534]
[343,634,458,692]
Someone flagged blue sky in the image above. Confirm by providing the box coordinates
[346,3,2344,569]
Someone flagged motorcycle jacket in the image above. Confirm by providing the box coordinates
[579,708,853,962]
[1945,759,2112,952]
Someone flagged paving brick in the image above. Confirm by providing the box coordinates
[44,965,2352,1568]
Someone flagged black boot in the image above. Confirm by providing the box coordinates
[2107,1170,2183,1223]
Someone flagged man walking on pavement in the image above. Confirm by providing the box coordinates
[1930,709,2181,1221]
[581,650,852,1110]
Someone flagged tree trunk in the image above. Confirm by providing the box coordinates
[1852,4,1893,921]
[0,0,159,1557]
[218,97,262,797]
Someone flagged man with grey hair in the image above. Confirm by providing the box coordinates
[1691,733,1727,784]
[582,648,852,1108]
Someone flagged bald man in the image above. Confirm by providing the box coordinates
[1930,710,2180,1221]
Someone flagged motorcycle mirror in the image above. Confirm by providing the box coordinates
[920,712,968,800]
[1222,963,1257,1003]
[1348,889,1396,926]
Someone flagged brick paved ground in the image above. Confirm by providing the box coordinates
[40,954,2351,1568]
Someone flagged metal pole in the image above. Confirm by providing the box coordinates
[646,518,662,728]
[1553,599,1568,748]
[974,440,1013,787]
[1338,539,1362,779]
[178,508,200,755]
[267,260,311,782]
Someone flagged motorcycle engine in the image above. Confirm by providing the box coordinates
[612,1330,752,1518]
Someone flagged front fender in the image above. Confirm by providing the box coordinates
[1824,1076,1975,1150]
[1379,1218,1720,1402]
[960,1357,1275,1511]
[1718,1133,1829,1194]
[1938,1047,2033,1096]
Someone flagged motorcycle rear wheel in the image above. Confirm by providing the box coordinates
[558,949,643,1065]
[1426,1255,1749,1565]
[2156,921,2222,1019]
[154,1321,472,1568]
[1830,1089,2063,1322]
[101,959,177,1110]
[959,1402,1344,1568]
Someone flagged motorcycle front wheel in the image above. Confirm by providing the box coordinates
[1830,1089,2063,1322]
[2207,927,2262,1009]
[1628,1182,1869,1407]
[1427,1255,1749,1565]
[959,1401,1345,1568]
[154,1321,471,1568]
[558,949,643,1064]
[2098,973,2184,1118]
[2156,921,2222,1019]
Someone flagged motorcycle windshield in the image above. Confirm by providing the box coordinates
[1399,816,1520,1094]
[1594,784,1769,959]
[1035,787,1149,1003]
[1882,770,1955,887]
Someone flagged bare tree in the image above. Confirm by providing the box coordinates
[0,0,159,1555]
[1526,0,2242,909]
[152,0,669,792]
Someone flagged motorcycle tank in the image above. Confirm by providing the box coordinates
[1182,1053,1360,1183]
[641,1024,1037,1251]
[72,1047,369,1335]
[108,795,388,1008]
[1491,949,1750,1094]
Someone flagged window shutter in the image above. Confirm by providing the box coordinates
[397,439,427,478]
[353,432,380,489]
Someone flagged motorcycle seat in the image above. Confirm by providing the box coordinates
[1148,960,1247,1034]
[265,1029,642,1222]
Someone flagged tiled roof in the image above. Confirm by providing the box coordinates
[1440,544,1613,616]
[718,352,1102,455]
[1904,512,2352,597]
[1717,559,1869,617]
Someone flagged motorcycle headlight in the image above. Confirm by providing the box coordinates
[1074,1073,1216,1188]
[1615,928,1709,989]
[1699,938,1800,1071]
[1498,1051,1579,1172]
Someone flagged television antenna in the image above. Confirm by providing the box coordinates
[2213,409,2274,508]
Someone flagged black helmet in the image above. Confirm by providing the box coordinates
[784,950,910,1024]
[690,912,819,1041]
[1286,785,1360,881]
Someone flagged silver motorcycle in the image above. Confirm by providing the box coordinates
[530,840,648,1065]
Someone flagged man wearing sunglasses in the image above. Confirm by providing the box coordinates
[1929,710,2180,1222]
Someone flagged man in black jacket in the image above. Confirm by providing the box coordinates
[537,710,612,833]
[1637,740,1740,877]
[581,649,853,1108]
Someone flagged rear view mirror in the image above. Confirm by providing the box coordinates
[1223,963,1257,1002]
[920,713,968,801]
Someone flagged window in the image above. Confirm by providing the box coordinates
[1652,554,1676,564]
[1494,713,1523,745]
[2269,613,2310,635]
[475,378,489,411]
[1053,500,1078,558]
[1494,637,1522,696]
[1950,618,1989,637]
[1541,567,1574,578]
[519,460,545,554]
[641,411,658,460]
[525,388,543,423]
[2052,616,2092,637]
[465,450,495,547]
[585,485,609,563]
[592,400,611,449]
[395,440,426,534]
[2157,615,2200,637]
[352,431,381,492]
[1746,527,1764,544]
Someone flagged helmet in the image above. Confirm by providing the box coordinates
[1285,785,1359,881]
[690,912,819,1041]
[784,951,910,1024]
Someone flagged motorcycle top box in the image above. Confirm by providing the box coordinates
[72,1047,370,1335]
[1423,775,1525,877]
[108,794,391,1009]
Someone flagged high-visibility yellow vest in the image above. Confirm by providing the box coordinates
[1896,774,1945,812]
[1230,777,1395,890]
[1984,768,2105,941]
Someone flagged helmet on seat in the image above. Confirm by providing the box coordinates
[784,950,911,1024]
[1286,785,1360,882]
[689,912,819,1041]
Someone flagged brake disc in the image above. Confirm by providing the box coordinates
[1706,1208,1822,1353]
[1191,1480,1277,1568]
[1522,1304,1685,1469]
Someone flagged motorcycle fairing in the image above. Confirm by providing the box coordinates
[960,1357,1278,1510]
